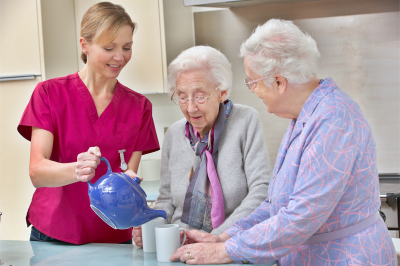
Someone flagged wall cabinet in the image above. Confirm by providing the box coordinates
[0,1,42,77]
[1,0,194,91]
[1,0,180,93]
[0,0,42,241]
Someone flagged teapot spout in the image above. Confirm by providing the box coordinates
[135,207,167,226]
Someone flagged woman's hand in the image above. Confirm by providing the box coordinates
[170,242,233,264]
[123,169,143,182]
[183,230,221,244]
[132,226,143,247]
[76,146,101,182]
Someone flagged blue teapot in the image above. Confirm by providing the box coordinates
[87,157,166,229]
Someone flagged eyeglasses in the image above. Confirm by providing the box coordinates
[244,76,269,90]
[171,87,219,106]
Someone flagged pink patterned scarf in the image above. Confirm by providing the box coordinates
[181,100,232,232]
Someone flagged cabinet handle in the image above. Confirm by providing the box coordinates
[0,74,41,82]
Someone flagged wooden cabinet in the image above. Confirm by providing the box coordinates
[39,0,79,80]
[74,0,167,93]
[0,0,40,241]
[1,0,176,93]
[0,0,79,81]
[0,0,42,77]
[1,0,194,91]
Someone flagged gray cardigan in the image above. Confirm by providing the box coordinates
[153,104,271,235]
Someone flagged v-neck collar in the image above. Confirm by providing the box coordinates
[287,78,337,148]
[73,73,122,134]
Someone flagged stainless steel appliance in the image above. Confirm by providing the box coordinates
[380,174,400,237]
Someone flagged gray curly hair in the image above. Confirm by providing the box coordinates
[167,46,233,97]
[240,19,321,85]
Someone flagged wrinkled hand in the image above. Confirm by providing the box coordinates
[132,226,143,247]
[170,242,233,264]
[184,230,220,244]
[76,146,101,182]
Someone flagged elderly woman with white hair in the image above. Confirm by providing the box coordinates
[132,45,271,245]
[170,19,396,265]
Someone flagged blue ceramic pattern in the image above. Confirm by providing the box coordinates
[87,157,166,229]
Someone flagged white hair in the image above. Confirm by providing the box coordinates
[240,19,321,85]
[167,46,233,97]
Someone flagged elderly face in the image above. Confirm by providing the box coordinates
[244,57,281,115]
[176,70,227,138]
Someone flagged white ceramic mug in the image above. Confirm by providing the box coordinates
[155,224,187,262]
[142,217,166,253]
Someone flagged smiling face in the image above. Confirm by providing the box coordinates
[176,70,227,138]
[82,25,133,79]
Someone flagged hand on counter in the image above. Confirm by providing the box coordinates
[170,242,233,265]
[184,230,231,244]
[132,226,143,247]
[183,230,219,244]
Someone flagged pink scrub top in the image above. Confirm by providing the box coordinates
[18,73,160,244]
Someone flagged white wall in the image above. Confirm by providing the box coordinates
[141,93,184,161]
[143,0,400,185]
[193,0,400,173]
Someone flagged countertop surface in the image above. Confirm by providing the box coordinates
[2,239,399,265]
[0,240,277,266]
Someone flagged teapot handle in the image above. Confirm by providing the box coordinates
[87,157,111,188]
[99,157,112,175]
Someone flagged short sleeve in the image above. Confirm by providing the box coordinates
[134,99,160,155]
[18,82,54,141]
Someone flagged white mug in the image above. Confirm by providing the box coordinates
[155,224,187,262]
[142,217,166,253]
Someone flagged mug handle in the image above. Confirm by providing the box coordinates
[180,228,187,246]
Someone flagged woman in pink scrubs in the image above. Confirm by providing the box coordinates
[17,2,159,245]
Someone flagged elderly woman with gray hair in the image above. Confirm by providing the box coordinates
[170,19,396,265]
[132,46,271,246]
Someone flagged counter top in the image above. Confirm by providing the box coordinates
[0,240,277,266]
[392,238,400,256]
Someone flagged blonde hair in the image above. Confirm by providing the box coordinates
[80,2,137,64]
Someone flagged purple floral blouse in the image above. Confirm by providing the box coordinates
[224,78,396,265]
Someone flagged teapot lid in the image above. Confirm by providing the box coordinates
[120,173,147,197]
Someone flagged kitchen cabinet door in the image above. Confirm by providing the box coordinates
[0,0,41,241]
[0,0,42,76]
[0,79,37,241]
[74,0,167,93]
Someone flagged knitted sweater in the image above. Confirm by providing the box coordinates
[153,104,271,235]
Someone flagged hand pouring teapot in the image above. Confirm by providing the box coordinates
[87,157,166,229]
